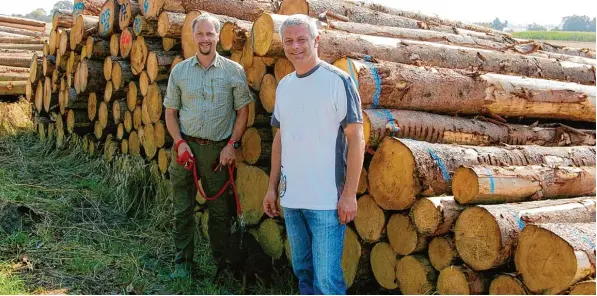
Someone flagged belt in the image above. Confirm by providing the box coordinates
[183,134,225,145]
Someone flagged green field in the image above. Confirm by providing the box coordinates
[512,31,596,42]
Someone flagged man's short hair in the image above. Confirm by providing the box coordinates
[191,13,221,34]
[279,14,319,41]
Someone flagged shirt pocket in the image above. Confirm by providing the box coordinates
[204,77,230,102]
[180,78,205,107]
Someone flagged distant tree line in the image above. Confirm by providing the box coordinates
[476,15,596,32]
[10,0,73,23]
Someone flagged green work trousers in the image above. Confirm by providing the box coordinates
[168,139,234,269]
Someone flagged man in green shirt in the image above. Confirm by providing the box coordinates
[163,13,252,279]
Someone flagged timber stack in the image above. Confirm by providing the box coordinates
[24,0,596,294]
[0,14,46,99]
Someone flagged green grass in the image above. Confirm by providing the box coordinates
[512,31,596,42]
[0,133,296,294]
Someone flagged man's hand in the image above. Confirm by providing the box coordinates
[219,144,236,165]
[337,194,357,224]
[177,141,193,158]
[263,188,280,217]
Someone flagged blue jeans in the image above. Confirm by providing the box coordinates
[283,207,347,295]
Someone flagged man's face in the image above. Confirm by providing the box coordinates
[193,20,219,56]
[282,24,319,65]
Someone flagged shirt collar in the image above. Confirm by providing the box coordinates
[192,53,222,69]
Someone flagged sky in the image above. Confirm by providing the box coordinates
[3,0,597,26]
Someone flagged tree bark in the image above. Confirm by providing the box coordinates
[515,223,595,294]
[182,0,279,22]
[368,137,596,210]
[157,11,185,38]
[453,165,596,204]
[74,0,104,18]
[0,26,42,37]
[0,43,43,51]
[488,274,527,295]
[0,15,46,27]
[370,242,398,290]
[316,30,596,86]
[454,197,596,271]
[219,19,251,51]
[363,109,596,149]
[72,15,99,50]
[329,21,511,51]
[0,22,46,33]
[75,59,106,94]
[387,213,428,256]
[428,235,460,272]
[395,255,437,295]
[0,54,34,68]
[0,71,28,81]
[140,0,185,20]
[0,36,44,44]
[337,58,595,122]
[146,50,176,82]
[52,9,74,29]
[410,196,466,236]
[66,108,91,134]
[86,36,111,59]
[98,0,121,37]
[0,81,26,95]
[354,195,385,243]
[437,265,489,295]
[119,0,141,31]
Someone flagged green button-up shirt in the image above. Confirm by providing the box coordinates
[163,54,252,141]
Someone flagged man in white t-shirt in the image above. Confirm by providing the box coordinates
[262,14,365,295]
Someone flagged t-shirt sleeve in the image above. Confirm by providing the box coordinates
[233,67,253,110]
[338,76,363,128]
[163,67,181,110]
[271,86,281,128]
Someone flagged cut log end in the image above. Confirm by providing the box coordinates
[103,56,113,81]
[452,167,479,204]
[387,213,427,256]
[410,198,441,236]
[157,148,170,174]
[515,223,595,294]
[569,280,596,295]
[395,255,437,295]
[252,13,274,56]
[354,195,384,243]
[369,138,416,210]
[454,207,501,271]
[489,275,527,295]
[358,167,368,195]
[257,218,284,259]
[428,235,459,271]
[370,242,398,290]
[129,131,140,156]
[259,73,276,113]
[240,127,262,164]
[235,163,268,225]
[341,227,361,288]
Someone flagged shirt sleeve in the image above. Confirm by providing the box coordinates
[163,67,181,110]
[271,86,281,128]
[233,67,253,110]
[338,76,363,128]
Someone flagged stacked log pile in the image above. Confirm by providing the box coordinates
[0,15,45,98]
[24,0,595,294]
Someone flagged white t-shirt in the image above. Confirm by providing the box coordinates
[271,61,363,210]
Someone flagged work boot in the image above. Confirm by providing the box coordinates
[169,263,191,280]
